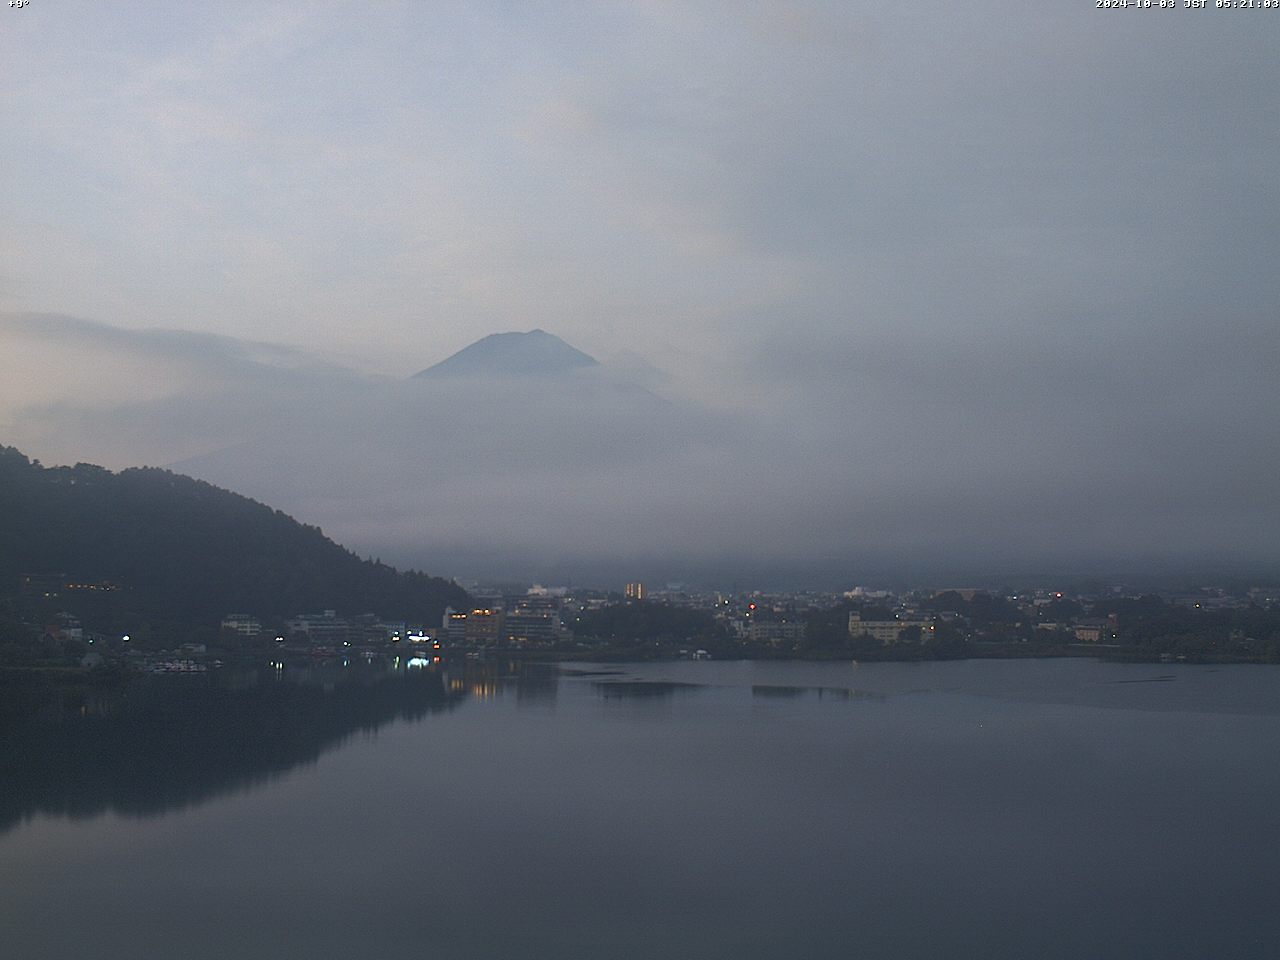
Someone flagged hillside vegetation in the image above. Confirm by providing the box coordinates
[0,446,467,640]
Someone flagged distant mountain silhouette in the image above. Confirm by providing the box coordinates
[163,329,689,583]
[412,329,598,379]
[0,446,469,634]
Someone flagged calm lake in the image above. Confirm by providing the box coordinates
[3,657,1279,959]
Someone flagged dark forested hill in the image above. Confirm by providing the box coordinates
[0,446,468,634]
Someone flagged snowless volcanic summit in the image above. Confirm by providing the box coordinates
[412,329,598,380]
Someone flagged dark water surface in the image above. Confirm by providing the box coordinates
[3,658,1279,959]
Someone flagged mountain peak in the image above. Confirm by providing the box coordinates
[412,330,598,379]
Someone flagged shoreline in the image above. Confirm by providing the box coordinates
[3,642,1276,684]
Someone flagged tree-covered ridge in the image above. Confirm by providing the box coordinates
[0,446,468,634]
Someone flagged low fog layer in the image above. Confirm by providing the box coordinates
[2,313,1276,588]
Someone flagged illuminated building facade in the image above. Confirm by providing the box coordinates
[506,595,563,644]
[463,607,505,642]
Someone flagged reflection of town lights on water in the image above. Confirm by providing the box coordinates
[407,657,432,669]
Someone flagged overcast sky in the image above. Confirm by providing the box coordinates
[2,2,1277,587]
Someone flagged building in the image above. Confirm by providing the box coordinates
[527,584,568,597]
[848,612,936,644]
[507,595,564,644]
[286,610,351,644]
[349,613,406,642]
[443,608,469,643]
[1072,617,1117,643]
[746,620,806,646]
[625,582,646,601]
[220,614,262,637]
[463,607,505,643]
[43,613,83,644]
[843,586,891,600]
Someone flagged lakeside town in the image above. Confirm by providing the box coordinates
[9,575,1280,675]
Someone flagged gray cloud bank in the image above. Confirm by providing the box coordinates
[5,4,1278,384]
[2,313,1276,588]
[2,4,1278,586]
